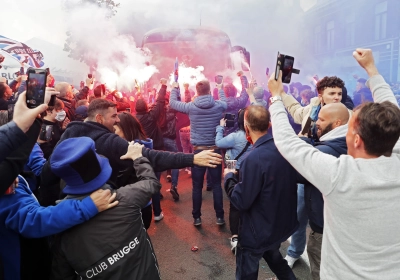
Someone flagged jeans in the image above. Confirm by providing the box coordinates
[307,231,323,280]
[287,184,308,259]
[236,244,296,280]
[163,138,180,187]
[191,149,224,219]
[152,172,162,216]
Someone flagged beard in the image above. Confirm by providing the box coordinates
[317,123,334,138]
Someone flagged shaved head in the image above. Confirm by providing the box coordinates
[320,103,350,125]
[316,103,350,138]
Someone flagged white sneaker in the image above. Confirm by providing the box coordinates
[154,212,164,222]
[230,236,238,255]
[284,255,299,268]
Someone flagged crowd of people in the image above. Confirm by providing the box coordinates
[0,48,399,280]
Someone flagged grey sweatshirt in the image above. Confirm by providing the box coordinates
[270,75,400,280]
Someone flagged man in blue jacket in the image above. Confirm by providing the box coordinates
[224,105,298,280]
[300,102,349,279]
[170,80,227,226]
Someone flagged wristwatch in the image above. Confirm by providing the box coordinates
[270,96,282,104]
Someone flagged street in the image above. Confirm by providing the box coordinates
[147,170,311,280]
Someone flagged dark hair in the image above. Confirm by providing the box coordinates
[244,105,270,132]
[93,84,105,98]
[116,112,147,141]
[223,83,237,98]
[87,99,116,119]
[196,80,211,96]
[47,98,64,113]
[0,83,7,99]
[237,108,246,131]
[316,76,345,95]
[354,101,400,156]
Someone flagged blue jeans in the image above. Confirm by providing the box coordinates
[152,172,162,216]
[191,149,224,219]
[163,138,179,186]
[287,184,308,259]
[236,244,296,280]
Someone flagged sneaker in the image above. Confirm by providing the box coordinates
[193,217,202,226]
[284,255,299,268]
[230,236,238,255]
[170,186,179,201]
[166,175,172,182]
[216,217,225,225]
[154,212,164,222]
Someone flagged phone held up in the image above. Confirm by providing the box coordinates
[224,113,235,128]
[214,75,223,84]
[274,52,300,84]
[26,68,48,108]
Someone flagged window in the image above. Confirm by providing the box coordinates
[326,21,335,50]
[375,1,387,40]
[314,26,322,53]
[345,13,355,46]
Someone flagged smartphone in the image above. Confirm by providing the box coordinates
[275,53,295,84]
[39,124,53,142]
[214,75,223,84]
[224,113,235,128]
[26,68,48,108]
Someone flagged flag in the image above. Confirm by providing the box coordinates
[0,35,44,68]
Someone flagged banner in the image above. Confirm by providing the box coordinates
[0,35,44,68]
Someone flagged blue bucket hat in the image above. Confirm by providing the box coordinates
[50,137,112,195]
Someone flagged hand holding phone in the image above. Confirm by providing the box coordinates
[275,52,299,84]
[26,68,48,108]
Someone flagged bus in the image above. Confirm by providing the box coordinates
[141,27,250,86]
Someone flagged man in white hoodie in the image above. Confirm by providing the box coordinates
[268,48,400,279]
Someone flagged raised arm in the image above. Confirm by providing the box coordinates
[268,71,340,196]
[170,85,191,114]
[353,48,400,154]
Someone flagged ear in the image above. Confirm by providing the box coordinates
[95,114,103,124]
[354,134,362,149]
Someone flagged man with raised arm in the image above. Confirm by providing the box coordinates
[268,49,400,279]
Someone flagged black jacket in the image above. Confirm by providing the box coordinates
[161,105,177,140]
[300,136,347,234]
[0,119,40,194]
[38,119,63,160]
[51,157,162,280]
[136,85,166,150]
[39,121,193,206]
[225,133,298,253]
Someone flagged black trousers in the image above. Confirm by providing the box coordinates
[141,204,153,230]
[236,244,296,280]
[229,201,240,235]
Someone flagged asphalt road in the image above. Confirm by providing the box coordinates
[147,170,311,280]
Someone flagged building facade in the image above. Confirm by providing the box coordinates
[305,0,400,83]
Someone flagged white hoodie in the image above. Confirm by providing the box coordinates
[270,75,400,280]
